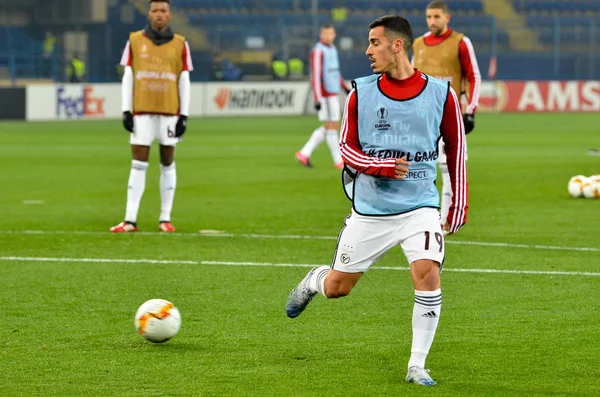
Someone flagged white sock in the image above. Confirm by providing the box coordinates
[159,162,177,222]
[440,163,452,225]
[408,289,442,369]
[325,129,342,164]
[300,126,325,158]
[307,266,329,296]
[125,160,149,223]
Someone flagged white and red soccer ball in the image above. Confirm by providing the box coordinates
[135,299,181,343]
[568,175,600,199]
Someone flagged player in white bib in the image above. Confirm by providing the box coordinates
[295,23,351,169]
[286,15,468,387]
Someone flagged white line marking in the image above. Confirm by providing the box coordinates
[442,240,599,252]
[0,256,599,277]
[22,200,45,205]
[1,230,598,253]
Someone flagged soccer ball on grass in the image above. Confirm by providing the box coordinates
[567,175,587,198]
[134,299,181,343]
[582,180,600,199]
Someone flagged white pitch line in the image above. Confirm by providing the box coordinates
[443,240,600,252]
[0,256,199,265]
[0,256,599,277]
[0,229,598,253]
[22,200,45,205]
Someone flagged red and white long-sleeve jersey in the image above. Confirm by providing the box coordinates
[420,29,481,114]
[340,70,468,232]
[310,42,350,103]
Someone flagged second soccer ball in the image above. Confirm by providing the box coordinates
[582,180,600,199]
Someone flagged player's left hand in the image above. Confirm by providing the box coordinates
[463,114,475,134]
[442,221,451,236]
[394,156,411,179]
[175,115,187,137]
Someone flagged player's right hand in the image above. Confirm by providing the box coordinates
[314,102,321,112]
[122,111,134,132]
[394,156,411,179]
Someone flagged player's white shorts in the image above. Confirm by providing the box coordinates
[331,207,445,273]
[438,138,468,164]
[318,95,341,122]
[130,115,180,146]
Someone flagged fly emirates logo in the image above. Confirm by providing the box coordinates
[136,70,177,82]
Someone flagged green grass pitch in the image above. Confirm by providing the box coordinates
[1,114,599,396]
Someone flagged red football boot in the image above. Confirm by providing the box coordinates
[110,221,138,233]
[159,221,176,232]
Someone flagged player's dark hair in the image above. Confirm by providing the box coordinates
[427,1,449,13]
[368,15,414,52]
[149,0,170,4]
[321,23,334,29]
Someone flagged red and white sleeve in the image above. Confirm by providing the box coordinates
[440,86,469,233]
[182,41,194,71]
[120,40,133,112]
[459,37,481,115]
[178,41,192,116]
[339,90,396,178]
[120,41,132,67]
[311,48,323,103]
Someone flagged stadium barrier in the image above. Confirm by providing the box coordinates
[205,82,309,116]
[19,80,600,121]
[0,87,26,121]
[24,82,310,121]
[479,81,600,113]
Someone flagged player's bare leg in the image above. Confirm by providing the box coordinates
[406,259,441,386]
[323,121,344,169]
[285,268,361,318]
[110,144,150,233]
[158,145,177,232]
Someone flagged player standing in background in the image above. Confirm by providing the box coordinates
[412,1,480,229]
[286,15,468,386]
[110,0,193,233]
[296,23,351,169]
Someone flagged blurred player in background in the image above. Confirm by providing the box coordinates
[110,0,193,233]
[296,23,351,169]
[412,1,480,229]
[286,15,468,386]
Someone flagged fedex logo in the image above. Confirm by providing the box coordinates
[56,86,105,118]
